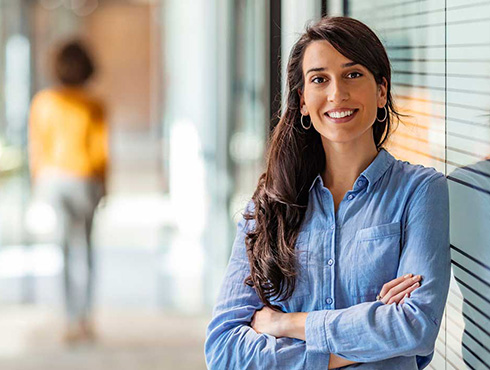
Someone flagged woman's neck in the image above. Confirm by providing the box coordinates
[321,136,379,191]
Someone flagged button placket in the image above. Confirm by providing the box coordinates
[328,214,336,309]
[327,191,337,310]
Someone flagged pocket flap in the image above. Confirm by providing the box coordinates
[356,221,401,241]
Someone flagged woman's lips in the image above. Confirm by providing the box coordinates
[324,109,359,123]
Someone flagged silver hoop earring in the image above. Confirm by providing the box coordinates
[377,106,388,122]
[301,114,311,130]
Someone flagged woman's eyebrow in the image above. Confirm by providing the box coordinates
[306,62,359,76]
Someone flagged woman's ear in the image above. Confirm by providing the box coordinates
[297,88,307,115]
[377,77,388,108]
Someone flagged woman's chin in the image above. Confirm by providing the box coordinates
[318,131,360,144]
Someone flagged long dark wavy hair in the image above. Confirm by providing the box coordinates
[243,16,407,309]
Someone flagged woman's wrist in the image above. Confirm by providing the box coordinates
[281,312,308,340]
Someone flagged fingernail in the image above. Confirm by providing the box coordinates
[412,275,420,281]
[413,282,420,287]
[404,293,408,298]
[404,274,412,278]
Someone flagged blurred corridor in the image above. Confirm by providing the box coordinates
[0,0,213,368]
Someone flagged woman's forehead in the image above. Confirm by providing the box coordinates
[303,41,355,71]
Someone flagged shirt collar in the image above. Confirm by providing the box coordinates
[308,173,323,192]
[308,148,395,193]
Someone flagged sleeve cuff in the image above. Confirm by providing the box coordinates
[305,310,330,354]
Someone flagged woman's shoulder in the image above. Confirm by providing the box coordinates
[390,154,447,193]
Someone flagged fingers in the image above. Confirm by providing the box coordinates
[389,275,422,299]
[381,274,422,305]
[379,273,413,298]
[387,281,420,305]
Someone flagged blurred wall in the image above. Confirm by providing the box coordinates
[86,3,153,131]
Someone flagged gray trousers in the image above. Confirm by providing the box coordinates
[35,173,103,324]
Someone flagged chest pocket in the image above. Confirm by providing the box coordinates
[350,221,401,299]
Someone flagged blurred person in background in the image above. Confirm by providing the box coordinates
[28,40,108,343]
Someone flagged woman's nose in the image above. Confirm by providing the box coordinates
[327,80,349,103]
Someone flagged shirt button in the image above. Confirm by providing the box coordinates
[326,297,333,305]
[347,194,354,200]
[330,224,335,230]
[327,259,334,266]
[357,179,365,186]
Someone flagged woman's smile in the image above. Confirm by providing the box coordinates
[324,108,359,123]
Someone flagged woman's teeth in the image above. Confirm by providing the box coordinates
[328,110,355,118]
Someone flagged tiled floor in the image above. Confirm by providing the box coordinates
[0,305,209,370]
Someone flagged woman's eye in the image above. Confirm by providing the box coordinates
[347,72,362,79]
[312,76,326,84]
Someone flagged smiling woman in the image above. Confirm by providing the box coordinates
[301,45,383,132]
[205,16,450,370]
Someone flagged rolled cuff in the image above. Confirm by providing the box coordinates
[305,310,330,354]
[305,350,331,369]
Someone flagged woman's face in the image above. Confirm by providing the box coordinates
[299,40,387,146]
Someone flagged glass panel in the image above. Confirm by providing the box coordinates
[350,1,450,368]
[351,0,446,173]
[0,0,31,253]
[446,0,490,369]
[350,0,490,368]
[229,0,268,219]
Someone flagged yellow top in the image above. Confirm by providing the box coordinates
[29,87,108,182]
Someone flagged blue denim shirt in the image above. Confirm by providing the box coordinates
[205,148,451,370]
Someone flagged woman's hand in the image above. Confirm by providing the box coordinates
[378,273,422,305]
[251,306,287,337]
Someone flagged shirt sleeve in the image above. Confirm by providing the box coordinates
[305,173,451,363]
[205,202,331,370]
